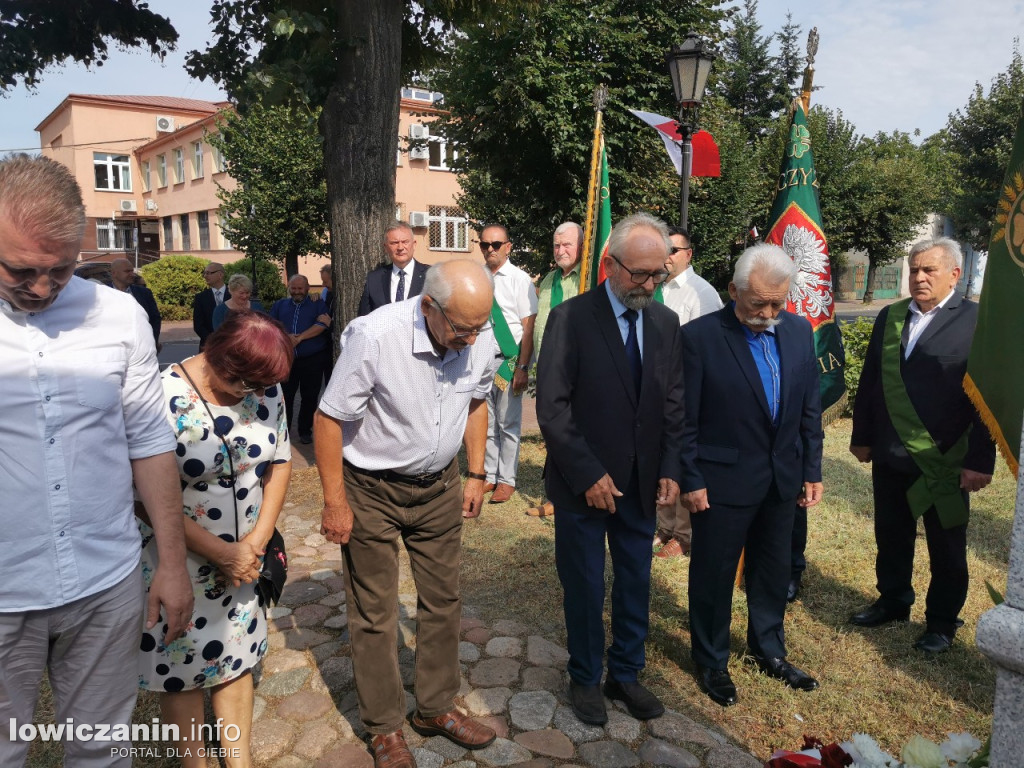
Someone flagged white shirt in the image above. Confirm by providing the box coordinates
[661,266,723,325]
[905,291,955,357]
[491,259,539,347]
[0,277,175,611]
[319,298,500,474]
[213,286,226,304]
[390,260,417,304]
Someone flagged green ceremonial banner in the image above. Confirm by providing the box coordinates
[582,137,612,292]
[965,102,1024,476]
[765,100,846,421]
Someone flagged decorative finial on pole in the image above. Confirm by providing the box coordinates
[800,27,819,112]
[593,84,609,113]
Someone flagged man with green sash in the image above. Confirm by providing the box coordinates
[849,238,994,654]
[480,224,539,504]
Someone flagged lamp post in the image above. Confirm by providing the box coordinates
[665,32,715,230]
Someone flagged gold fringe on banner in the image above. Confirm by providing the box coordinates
[821,393,848,429]
[964,373,1019,476]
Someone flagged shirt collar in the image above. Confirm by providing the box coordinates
[393,260,414,277]
[604,279,638,321]
[412,300,459,362]
[909,290,955,317]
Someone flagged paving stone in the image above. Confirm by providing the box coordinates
[637,738,701,768]
[291,557,317,566]
[552,706,605,744]
[469,658,521,687]
[464,627,492,644]
[323,576,346,592]
[473,737,532,766]
[458,674,472,697]
[704,744,763,768]
[463,687,512,716]
[460,641,481,662]
[648,711,724,751]
[253,696,267,722]
[398,594,418,617]
[268,632,286,650]
[577,740,640,767]
[461,617,485,632]
[303,532,327,547]
[526,636,570,668]
[264,649,307,675]
[485,637,522,658]
[313,743,373,768]
[605,709,641,742]
[293,721,338,760]
[249,717,295,761]
[288,568,312,583]
[318,592,346,607]
[281,582,329,605]
[448,762,480,768]
[522,666,564,693]
[398,619,418,647]
[310,640,345,662]
[291,546,318,558]
[323,613,348,630]
[514,729,575,759]
[276,691,333,721]
[411,747,446,768]
[259,668,310,698]
[292,604,333,627]
[309,568,336,581]
[267,606,293,621]
[508,690,557,730]
[492,619,530,636]
[475,714,508,740]
[508,761,554,768]
[270,755,310,768]
[283,628,332,650]
[307,656,353,694]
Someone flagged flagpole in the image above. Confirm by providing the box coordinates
[580,84,608,293]
[800,28,819,112]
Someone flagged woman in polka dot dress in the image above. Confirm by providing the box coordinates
[138,311,293,767]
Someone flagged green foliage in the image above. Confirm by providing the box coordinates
[839,316,875,414]
[140,254,208,308]
[221,257,288,303]
[156,303,192,322]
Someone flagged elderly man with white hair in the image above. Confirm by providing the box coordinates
[680,243,824,707]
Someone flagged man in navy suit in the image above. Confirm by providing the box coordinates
[680,243,823,707]
[357,222,428,316]
[849,238,994,653]
[192,262,229,349]
[537,213,684,725]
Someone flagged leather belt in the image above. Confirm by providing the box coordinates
[344,458,445,488]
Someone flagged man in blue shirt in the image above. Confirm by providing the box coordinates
[270,274,330,443]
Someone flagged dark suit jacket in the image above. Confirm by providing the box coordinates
[357,260,428,316]
[536,286,685,517]
[127,284,161,343]
[679,307,823,507]
[851,295,995,475]
[192,287,230,348]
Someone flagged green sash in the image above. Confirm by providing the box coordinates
[654,283,664,303]
[881,299,970,528]
[490,299,520,392]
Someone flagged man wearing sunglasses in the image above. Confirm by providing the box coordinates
[479,224,539,504]
[537,212,684,726]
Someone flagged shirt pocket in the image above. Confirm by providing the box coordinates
[72,352,126,411]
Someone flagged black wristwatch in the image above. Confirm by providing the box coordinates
[466,471,487,481]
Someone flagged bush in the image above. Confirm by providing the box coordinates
[839,316,876,414]
[157,303,193,321]
[222,257,287,304]
[141,254,208,308]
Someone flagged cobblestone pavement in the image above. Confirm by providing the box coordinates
[252,500,764,768]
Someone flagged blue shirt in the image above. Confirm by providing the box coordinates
[605,281,644,359]
[270,296,330,358]
[740,314,781,423]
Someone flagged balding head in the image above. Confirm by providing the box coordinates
[110,258,135,290]
[421,260,494,352]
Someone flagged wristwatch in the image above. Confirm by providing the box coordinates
[466,471,487,481]
[516,364,529,371]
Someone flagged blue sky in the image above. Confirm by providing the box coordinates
[1,0,1022,152]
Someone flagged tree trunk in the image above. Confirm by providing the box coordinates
[862,258,876,305]
[285,253,300,282]
[322,0,403,344]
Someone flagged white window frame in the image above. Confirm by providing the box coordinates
[173,148,185,183]
[141,160,151,192]
[197,211,210,250]
[211,138,227,173]
[427,136,458,171]
[93,153,131,192]
[157,154,167,187]
[193,141,204,178]
[427,206,470,252]
[96,219,136,251]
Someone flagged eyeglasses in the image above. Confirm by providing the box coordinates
[608,253,670,285]
[478,241,508,252]
[431,301,492,339]
[670,246,693,254]
[203,269,223,276]
[237,378,272,393]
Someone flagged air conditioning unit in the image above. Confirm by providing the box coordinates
[409,123,429,140]
[119,199,138,213]
[156,115,175,133]
[409,211,429,228]
[410,146,430,160]
[145,199,158,212]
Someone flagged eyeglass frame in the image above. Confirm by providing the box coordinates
[670,245,693,255]
[478,240,508,252]
[430,299,493,339]
[237,377,272,393]
[607,252,671,285]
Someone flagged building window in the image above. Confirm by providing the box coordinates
[180,214,191,251]
[211,138,227,173]
[141,160,151,192]
[193,141,204,178]
[173,148,185,183]
[162,216,173,250]
[428,137,458,171]
[428,205,469,251]
[157,155,167,187]
[96,219,136,250]
[197,211,210,250]
[401,87,442,103]
[216,213,233,250]
[93,153,131,191]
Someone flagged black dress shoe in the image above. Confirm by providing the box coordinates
[602,678,665,720]
[787,578,801,603]
[914,631,953,654]
[849,603,910,627]
[569,680,607,725]
[750,655,819,691]
[696,666,737,707]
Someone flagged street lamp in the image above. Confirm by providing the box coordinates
[665,32,715,230]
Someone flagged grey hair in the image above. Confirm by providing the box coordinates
[227,273,253,292]
[0,153,86,249]
[732,243,798,289]
[384,221,414,240]
[319,263,332,274]
[554,221,583,241]
[288,273,309,285]
[607,213,672,259]
[423,260,494,308]
[909,237,963,271]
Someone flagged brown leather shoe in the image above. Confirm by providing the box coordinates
[526,500,555,517]
[410,709,496,749]
[370,731,415,768]
[655,538,684,559]
[483,482,496,493]
[489,483,515,503]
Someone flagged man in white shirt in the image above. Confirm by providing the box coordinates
[480,224,539,503]
[358,222,429,316]
[0,154,192,767]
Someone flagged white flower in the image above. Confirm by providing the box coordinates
[901,735,946,768]
[940,732,982,764]
[848,733,899,767]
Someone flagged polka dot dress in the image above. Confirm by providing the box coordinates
[138,364,291,692]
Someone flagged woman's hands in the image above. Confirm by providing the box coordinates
[216,539,264,587]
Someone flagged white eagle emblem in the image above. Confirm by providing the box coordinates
[782,224,833,319]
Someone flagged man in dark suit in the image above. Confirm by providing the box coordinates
[357,222,428,316]
[680,243,823,707]
[111,257,161,345]
[537,212,684,726]
[192,261,229,349]
[849,237,994,654]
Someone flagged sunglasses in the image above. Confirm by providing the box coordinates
[609,253,670,285]
[479,240,508,251]
[671,246,693,254]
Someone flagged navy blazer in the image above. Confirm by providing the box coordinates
[357,260,428,316]
[192,286,230,348]
[679,306,823,507]
[536,286,685,517]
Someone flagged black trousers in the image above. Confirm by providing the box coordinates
[791,504,807,579]
[283,349,329,438]
[871,462,969,636]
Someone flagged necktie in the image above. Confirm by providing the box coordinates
[395,269,406,302]
[624,308,642,395]
[215,288,224,305]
